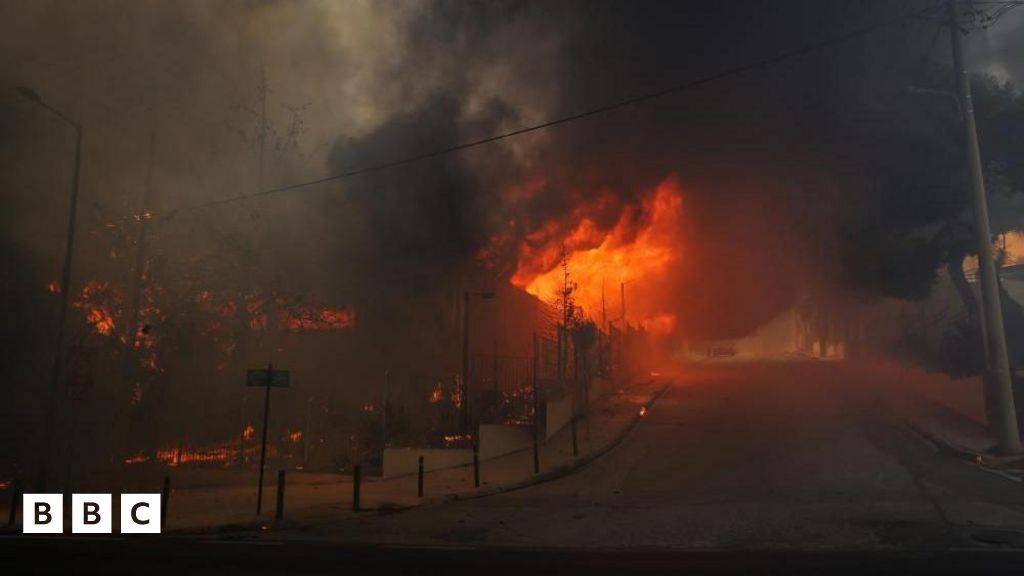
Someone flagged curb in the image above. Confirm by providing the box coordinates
[902,419,1024,484]
[172,381,672,537]
[419,382,672,507]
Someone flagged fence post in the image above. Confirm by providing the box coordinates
[352,465,361,512]
[160,475,171,530]
[571,416,579,457]
[473,443,480,488]
[417,456,424,498]
[533,332,540,474]
[275,470,286,521]
[7,478,22,527]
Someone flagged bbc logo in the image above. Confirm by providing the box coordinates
[23,494,162,534]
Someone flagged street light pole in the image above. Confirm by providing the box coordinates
[17,87,84,488]
[948,0,1021,453]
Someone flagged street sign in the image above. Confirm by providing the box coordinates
[246,368,290,388]
[246,363,291,516]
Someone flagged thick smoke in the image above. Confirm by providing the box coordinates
[3,1,1024,472]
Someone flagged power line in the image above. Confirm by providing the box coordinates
[157,1,941,220]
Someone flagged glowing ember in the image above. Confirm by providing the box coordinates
[639,406,648,417]
[442,433,472,447]
[46,281,61,294]
[123,452,150,465]
[86,307,116,335]
[429,383,444,404]
[243,424,255,440]
[73,280,119,336]
[508,175,685,333]
[288,430,303,443]
[281,305,355,332]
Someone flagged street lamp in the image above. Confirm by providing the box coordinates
[461,290,496,434]
[17,86,83,489]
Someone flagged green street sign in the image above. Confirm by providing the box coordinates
[247,368,290,388]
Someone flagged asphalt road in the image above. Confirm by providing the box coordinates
[7,360,1024,574]
[279,360,1024,550]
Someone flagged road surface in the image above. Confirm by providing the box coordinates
[245,360,1023,549]
[7,360,1024,574]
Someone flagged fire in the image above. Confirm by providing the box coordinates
[287,430,303,443]
[73,280,119,336]
[47,281,61,294]
[157,446,236,467]
[281,305,354,331]
[123,452,150,465]
[243,424,255,440]
[86,307,116,335]
[509,175,685,331]
[442,433,472,447]
[429,383,444,404]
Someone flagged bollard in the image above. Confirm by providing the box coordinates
[7,478,22,527]
[160,475,171,530]
[571,416,579,458]
[473,444,480,488]
[275,470,286,521]
[417,456,424,498]
[352,465,361,512]
[533,434,540,474]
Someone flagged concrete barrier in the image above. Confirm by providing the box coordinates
[382,447,473,478]
[478,424,533,459]
[545,395,574,440]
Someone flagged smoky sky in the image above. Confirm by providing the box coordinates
[2,0,1023,344]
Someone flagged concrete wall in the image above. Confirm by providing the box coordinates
[545,395,574,440]
[385,395,595,477]
[382,447,473,478]
[478,424,533,459]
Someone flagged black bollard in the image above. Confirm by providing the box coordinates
[160,475,171,530]
[571,416,579,458]
[417,456,424,498]
[352,465,361,512]
[275,470,286,521]
[533,433,540,474]
[7,478,22,527]
[473,444,480,488]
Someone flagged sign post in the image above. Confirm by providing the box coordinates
[247,363,290,515]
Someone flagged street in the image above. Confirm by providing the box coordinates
[7,360,1024,574]
[258,360,1024,549]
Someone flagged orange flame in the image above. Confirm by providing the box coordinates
[86,307,116,335]
[429,383,444,404]
[73,280,118,336]
[509,175,685,333]
[280,306,354,332]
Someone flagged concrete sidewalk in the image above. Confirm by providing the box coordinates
[877,362,1024,482]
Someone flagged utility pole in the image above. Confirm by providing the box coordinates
[949,0,1020,453]
[381,369,389,450]
[118,131,156,461]
[462,292,471,434]
[17,87,83,490]
[620,281,626,326]
[601,278,607,330]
